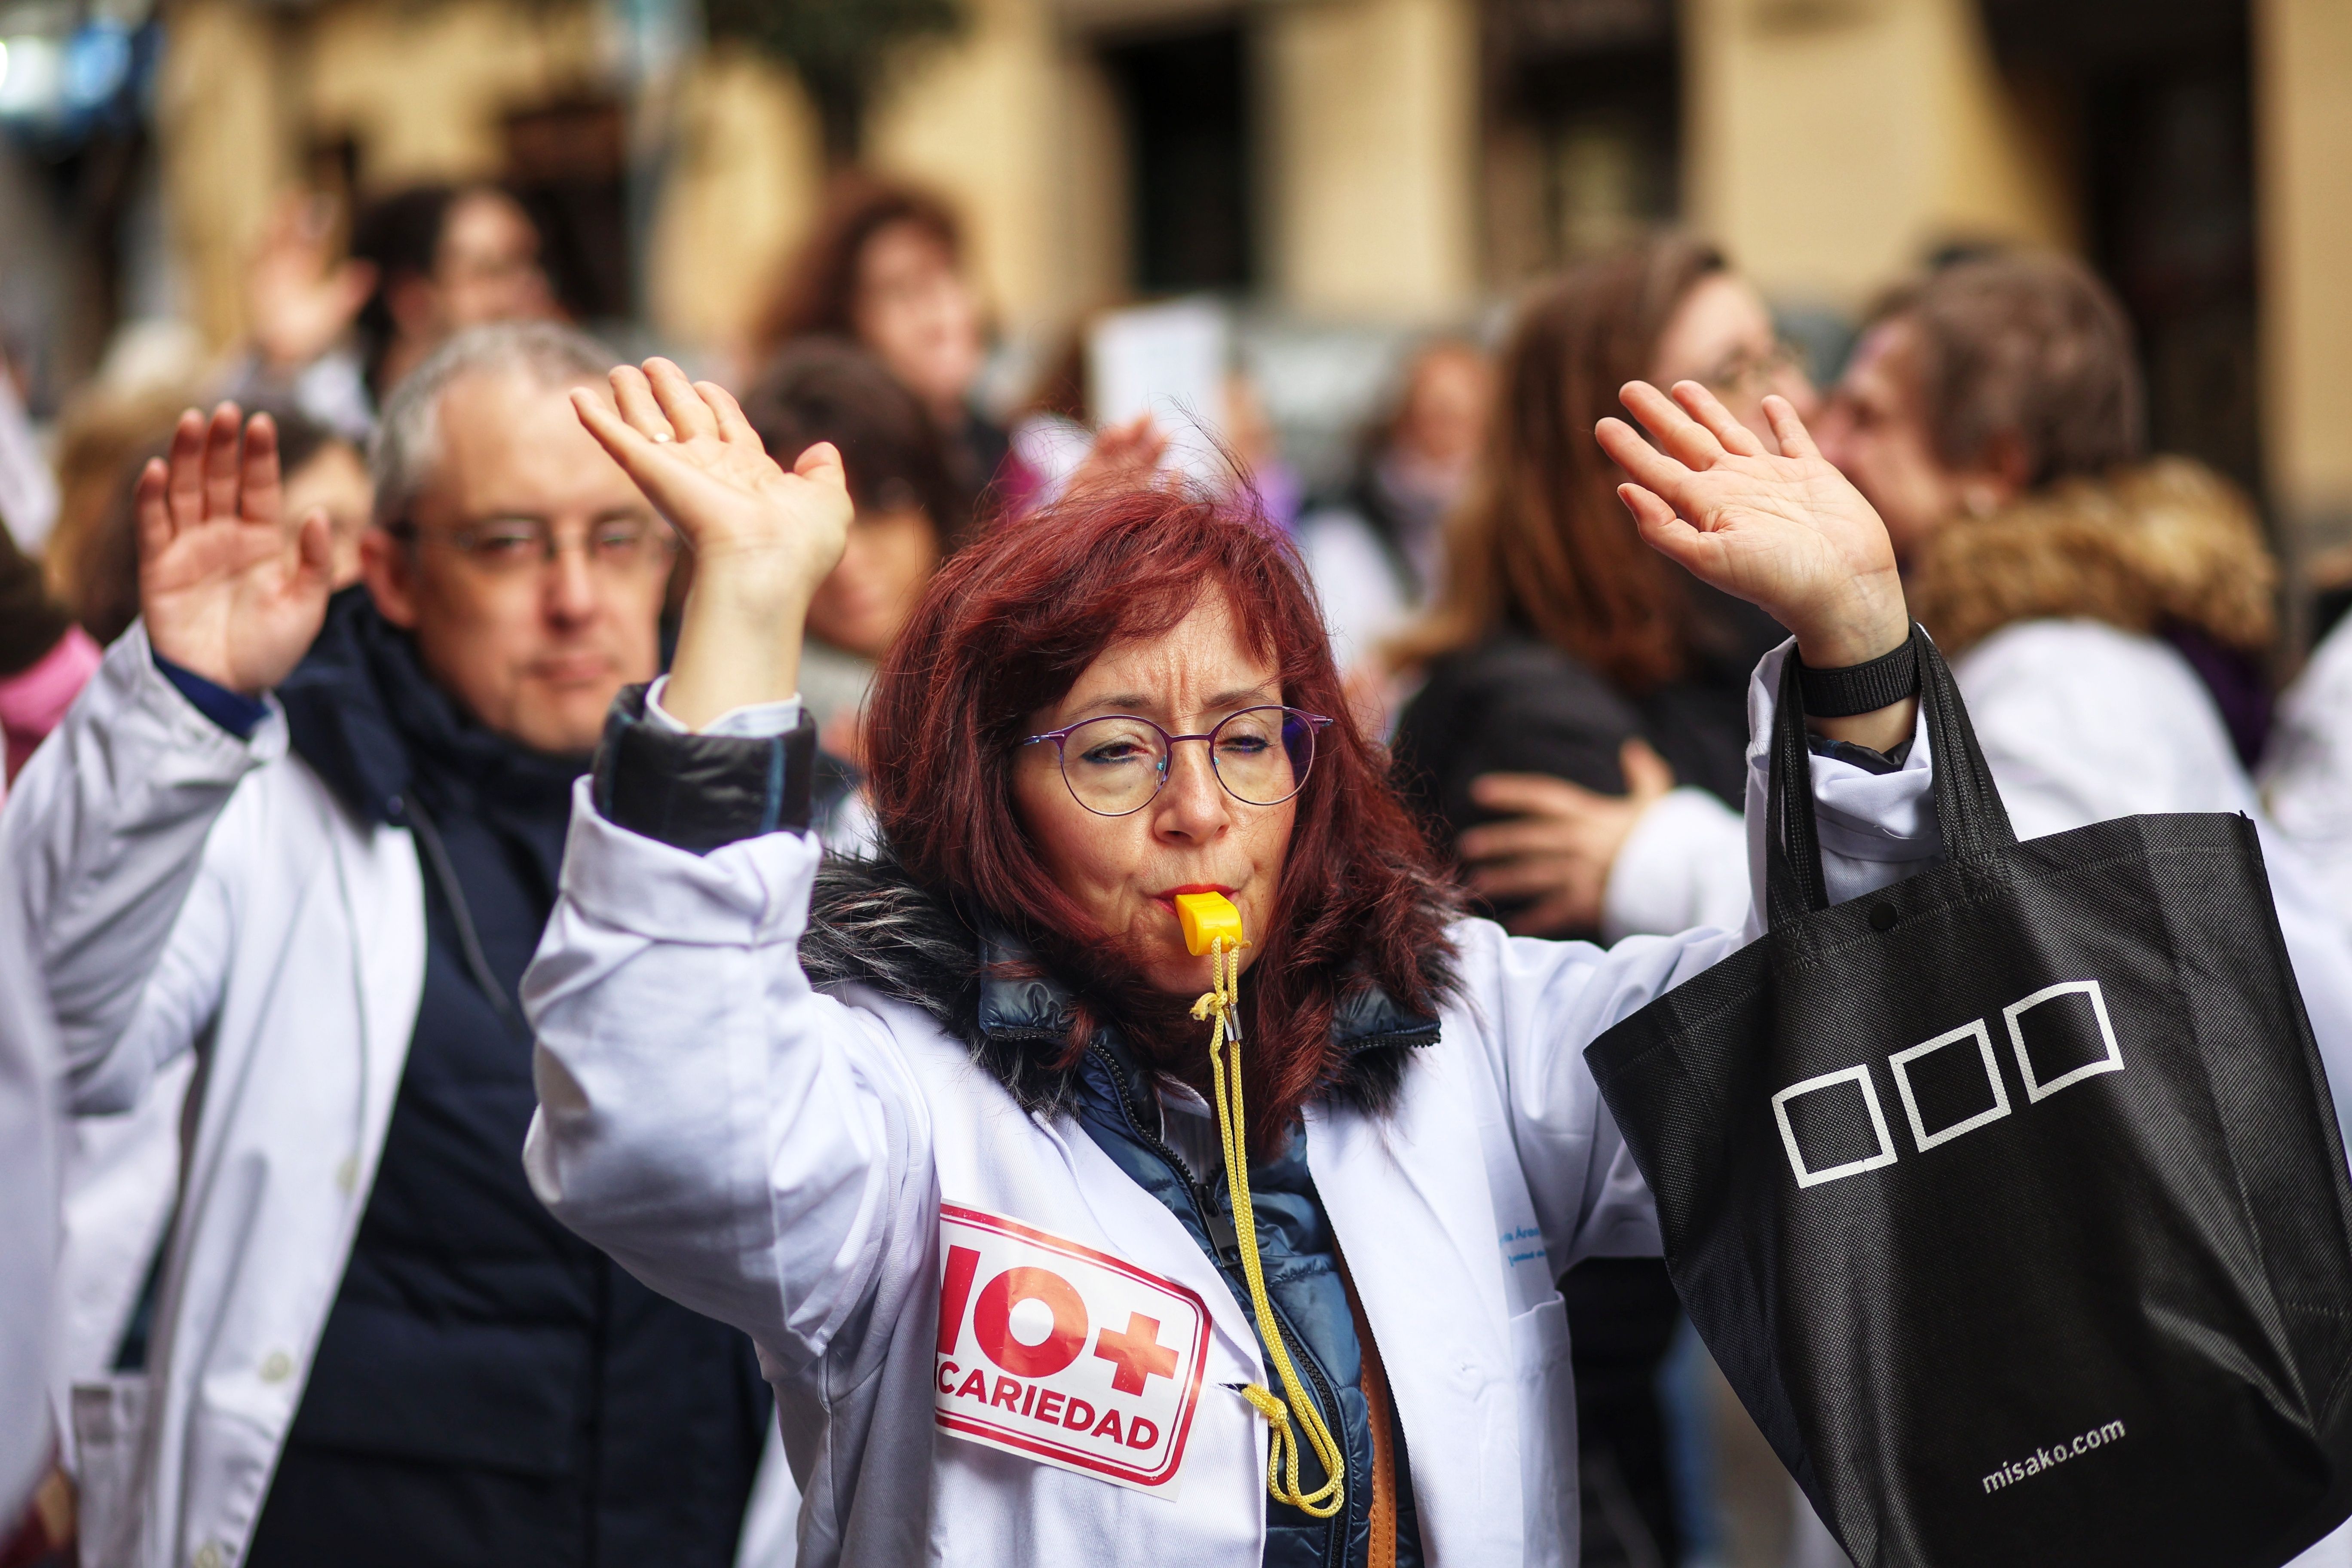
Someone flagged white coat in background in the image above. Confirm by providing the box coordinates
[2264,611,2352,944]
[0,752,65,1519]
[1604,619,2352,1139]
[520,641,1939,1568]
[4,626,794,1568]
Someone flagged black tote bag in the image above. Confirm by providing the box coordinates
[1586,625,2352,1568]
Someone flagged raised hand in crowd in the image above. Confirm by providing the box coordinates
[135,404,334,695]
[1459,738,1675,935]
[246,193,377,372]
[1063,412,1171,498]
[570,356,853,729]
[1599,378,1912,748]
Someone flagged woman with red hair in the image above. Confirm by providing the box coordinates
[523,358,1928,1567]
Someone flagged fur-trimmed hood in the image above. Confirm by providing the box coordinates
[797,852,1447,1120]
[1910,458,2276,658]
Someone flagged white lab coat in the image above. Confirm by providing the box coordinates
[519,642,1940,1568]
[6,626,795,1568]
[0,756,64,1521]
[2264,611,2352,943]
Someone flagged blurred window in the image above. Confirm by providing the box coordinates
[1103,24,1254,294]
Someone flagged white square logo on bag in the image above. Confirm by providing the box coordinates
[934,1203,1210,1494]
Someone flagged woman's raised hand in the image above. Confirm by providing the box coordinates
[137,404,334,696]
[1598,381,1907,671]
[570,358,853,728]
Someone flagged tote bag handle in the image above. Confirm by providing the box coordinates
[1764,623,2017,929]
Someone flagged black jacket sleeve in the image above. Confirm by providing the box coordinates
[591,684,819,853]
[1393,638,1642,847]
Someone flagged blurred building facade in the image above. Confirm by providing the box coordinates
[3,0,2348,592]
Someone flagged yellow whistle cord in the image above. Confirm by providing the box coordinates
[1192,936,1347,1521]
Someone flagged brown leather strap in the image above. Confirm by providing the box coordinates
[1340,1259,1398,1568]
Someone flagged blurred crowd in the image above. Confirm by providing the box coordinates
[6,165,2352,1568]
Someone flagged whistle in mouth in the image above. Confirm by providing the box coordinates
[1175,891,1246,957]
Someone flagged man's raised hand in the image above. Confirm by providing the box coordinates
[137,404,334,696]
[570,358,853,728]
[1597,381,1907,671]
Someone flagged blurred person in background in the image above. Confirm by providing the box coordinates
[44,382,204,602]
[7,324,789,1568]
[0,526,100,788]
[737,337,968,849]
[0,539,70,1556]
[1297,337,1491,685]
[757,175,1018,513]
[1428,248,2352,1568]
[733,337,1170,851]
[1511,254,2327,949]
[221,193,383,441]
[1389,236,1800,939]
[353,184,560,401]
[0,354,100,786]
[1381,234,1810,1568]
[0,339,60,554]
[222,182,558,434]
[49,404,374,648]
[0,512,92,1540]
[738,337,970,748]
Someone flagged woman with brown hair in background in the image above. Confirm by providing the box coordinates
[1387,234,1820,1566]
[757,177,1019,516]
[1390,236,1807,942]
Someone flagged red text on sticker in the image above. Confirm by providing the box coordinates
[933,1204,1211,1492]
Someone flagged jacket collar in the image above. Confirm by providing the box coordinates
[802,854,1442,1120]
[974,925,1439,1056]
[278,585,587,830]
[1911,457,2275,658]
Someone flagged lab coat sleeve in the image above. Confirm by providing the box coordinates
[0,839,58,1517]
[523,787,937,1380]
[1492,639,1942,1266]
[1600,786,1751,941]
[1,623,279,1113]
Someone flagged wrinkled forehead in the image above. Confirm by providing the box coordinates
[1047,586,1282,726]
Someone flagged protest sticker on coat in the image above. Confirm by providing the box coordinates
[934,1204,1210,1494]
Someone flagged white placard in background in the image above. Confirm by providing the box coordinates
[1087,299,1230,481]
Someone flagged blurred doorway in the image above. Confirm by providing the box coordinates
[1102,22,1256,296]
[1983,0,2258,502]
[1480,0,1680,285]
[505,96,633,328]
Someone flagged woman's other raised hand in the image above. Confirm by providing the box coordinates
[136,404,334,696]
[570,358,853,729]
[1598,380,1914,749]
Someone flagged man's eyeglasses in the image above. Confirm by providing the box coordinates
[389,517,678,579]
[1021,706,1332,818]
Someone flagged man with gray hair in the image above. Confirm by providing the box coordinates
[7,322,784,1567]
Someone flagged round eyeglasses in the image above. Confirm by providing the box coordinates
[1021,706,1333,818]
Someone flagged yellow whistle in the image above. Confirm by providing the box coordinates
[1175,891,1246,956]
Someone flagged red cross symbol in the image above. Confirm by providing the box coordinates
[1092,1311,1180,1396]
